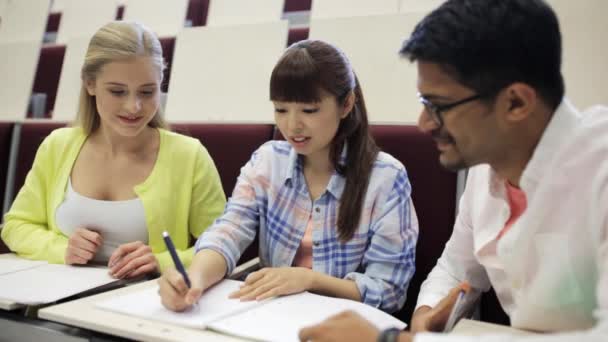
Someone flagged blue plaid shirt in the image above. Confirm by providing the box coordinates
[196,141,418,312]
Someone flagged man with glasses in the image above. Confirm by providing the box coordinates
[299,0,607,341]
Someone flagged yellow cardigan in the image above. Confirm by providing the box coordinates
[1,127,226,271]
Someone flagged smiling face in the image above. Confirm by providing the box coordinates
[274,90,350,163]
[416,61,504,171]
[85,56,161,138]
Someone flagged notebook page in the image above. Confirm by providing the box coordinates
[0,254,47,275]
[209,291,407,342]
[96,279,263,329]
[0,264,116,305]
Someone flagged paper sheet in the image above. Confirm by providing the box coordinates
[209,292,407,342]
[0,255,47,275]
[0,264,116,305]
[96,279,262,329]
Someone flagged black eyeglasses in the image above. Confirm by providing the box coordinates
[418,93,486,128]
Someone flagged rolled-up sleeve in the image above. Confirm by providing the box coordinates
[195,147,266,275]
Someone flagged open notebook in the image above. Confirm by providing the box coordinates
[97,279,407,342]
[0,254,116,307]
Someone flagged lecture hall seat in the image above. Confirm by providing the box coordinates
[171,123,275,264]
[0,122,14,253]
[11,122,68,201]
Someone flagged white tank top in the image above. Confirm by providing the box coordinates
[55,179,148,263]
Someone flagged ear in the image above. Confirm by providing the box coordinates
[84,78,96,96]
[341,91,355,119]
[502,83,538,123]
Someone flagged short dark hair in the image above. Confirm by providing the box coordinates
[400,0,565,110]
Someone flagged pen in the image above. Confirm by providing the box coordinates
[162,231,191,288]
[443,289,466,332]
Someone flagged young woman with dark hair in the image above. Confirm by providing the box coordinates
[159,40,419,314]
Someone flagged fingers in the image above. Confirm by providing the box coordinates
[109,242,149,276]
[230,269,268,299]
[158,269,202,311]
[123,257,157,278]
[158,275,189,312]
[112,248,157,278]
[243,268,267,285]
[298,311,358,342]
[166,268,190,295]
[75,228,103,246]
[423,283,469,332]
[65,250,88,265]
[298,324,322,342]
[185,288,203,305]
[109,241,144,268]
[240,280,282,301]
[435,285,465,312]
[65,228,102,265]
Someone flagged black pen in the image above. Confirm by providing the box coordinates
[162,231,192,288]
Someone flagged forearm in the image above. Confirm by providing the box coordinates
[1,220,68,263]
[189,249,229,290]
[309,270,362,302]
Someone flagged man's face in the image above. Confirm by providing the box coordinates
[416,61,504,171]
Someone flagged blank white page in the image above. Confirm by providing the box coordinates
[0,254,46,275]
[56,0,118,44]
[310,0,399,20]
[122,0,188,38]
[0,40,42,120]
[0,264,116,305]
[165,21,288,123]
[52,36,89,121]
[310,13,426,124]
[209,291,407,342]
[96,279,262,329]
[206,0,284,26]
[0,0,50,44]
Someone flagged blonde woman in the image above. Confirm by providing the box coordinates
[1,21,226,279]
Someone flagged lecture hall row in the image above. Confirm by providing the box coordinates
[0,0,607,340]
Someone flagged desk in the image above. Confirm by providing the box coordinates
[39,279,244,342]
[453,319,536,336]
[0,254,25,311]
[0,298,23,311]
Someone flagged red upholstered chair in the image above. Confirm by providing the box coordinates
[46,12,61,33]
[159,37,176,93]
[284,0,312,12]
[368,125,457,322]
[11,122,68,202]
[171,123,275,264]
[0,123,14,214]
[31,45,67,118]
[0,122,14,253]
[187,0,210,26]
[287,27,309,46]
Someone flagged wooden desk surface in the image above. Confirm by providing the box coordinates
[39,279,244,342]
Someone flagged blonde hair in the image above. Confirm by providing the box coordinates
[75,21,168,134]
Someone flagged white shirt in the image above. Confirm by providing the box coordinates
[55,179,148,263]
[415,99,608,341]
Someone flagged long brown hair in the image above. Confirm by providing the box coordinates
[76,21,168,134]
[269,40,379,242]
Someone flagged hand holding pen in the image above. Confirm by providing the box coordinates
[410,282,471,333]
[158,231,203,311]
